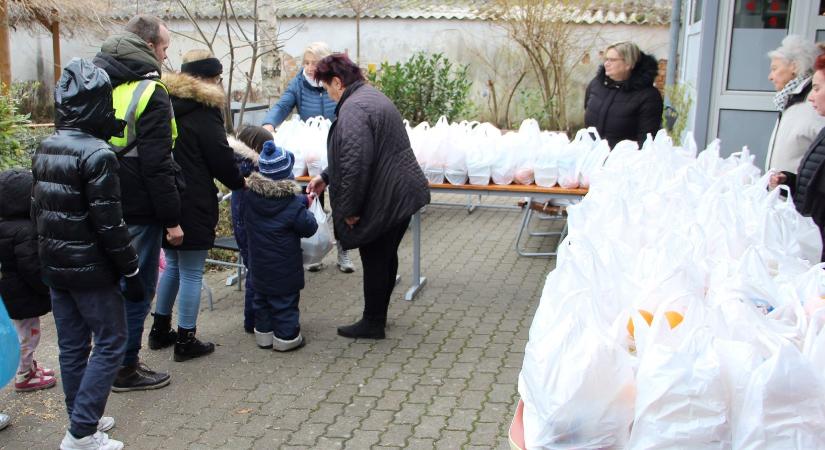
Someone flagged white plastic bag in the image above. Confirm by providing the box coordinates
[304,116,330,177]
[534,132,567,187]
[492,132,519,185]
[732,344,825,449]
[301,200,333,265]
[558,128,596,189]
[466,122,499,185]
[422,116,450,184]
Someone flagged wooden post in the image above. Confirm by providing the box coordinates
[51,20,60,85]
[0,0,11,94]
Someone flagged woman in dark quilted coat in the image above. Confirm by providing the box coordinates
[0,169,56,392]
[770,52,825,262]
[307,53,430,339]
[584,41,663,148]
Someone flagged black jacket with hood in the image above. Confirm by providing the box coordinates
[584,52,664,148]
[0,169,51,320]
[321,82,430,250]
[93,32,181,228]
[783,127,825,262]
[161,72,245,250]
[31,58,139,289]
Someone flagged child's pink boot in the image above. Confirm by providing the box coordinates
[14,368,56,392]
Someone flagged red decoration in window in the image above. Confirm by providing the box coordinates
[745,1,756,12]
[767,16,779,27]
[769,1,781,11]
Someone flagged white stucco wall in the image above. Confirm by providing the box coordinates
[10,16,669,126]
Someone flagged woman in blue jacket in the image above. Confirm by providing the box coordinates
[263,42,355,274]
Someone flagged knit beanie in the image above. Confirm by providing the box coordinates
[258,141,294,180]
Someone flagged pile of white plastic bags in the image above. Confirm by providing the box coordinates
[272,114,331,178]
[406,117,610,188]
[518,130,825,449]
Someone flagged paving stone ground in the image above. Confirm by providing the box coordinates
[0,193,562,450]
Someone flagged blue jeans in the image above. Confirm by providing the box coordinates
[51,285,126,438]
[154,249,208,329]
[122,224,162,366]
[253,291,300,340]
[231,193,255,330]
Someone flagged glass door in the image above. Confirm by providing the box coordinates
[708,0,793,169]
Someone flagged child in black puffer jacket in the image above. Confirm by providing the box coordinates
[0,169,56,392]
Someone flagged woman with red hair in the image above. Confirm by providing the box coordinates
[770,51,825,262]
[306,53,430,339]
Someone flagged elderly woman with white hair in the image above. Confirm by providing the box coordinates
[262,42,355,273]
[766,35,825,172]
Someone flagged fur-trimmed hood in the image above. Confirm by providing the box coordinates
[596,52,659,93]
[245,172,301,198]
[162,72,226,108]
[228,135,259,166]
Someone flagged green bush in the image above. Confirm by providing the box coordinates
[368,52,471,125]
[13,81,54,123]
[663,83,693,146]
[0,85,32,170]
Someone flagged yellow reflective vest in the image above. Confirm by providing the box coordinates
[109,79,177,156]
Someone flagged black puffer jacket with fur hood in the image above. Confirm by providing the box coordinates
[584,52,663,148]
[162,72,245,250]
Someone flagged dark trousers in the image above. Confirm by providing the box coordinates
[253,291,300,340]
[359,218,411,322]
[232,195,256,330]
[50,285,126,438]
[122,224,162,366]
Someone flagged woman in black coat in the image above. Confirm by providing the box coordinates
[150,50,245,361]
[584,41,663,148]
[771,53,825,262]
[307,53,430,339]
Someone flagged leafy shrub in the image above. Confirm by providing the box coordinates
[13,81,53,123]
[368,52,471,125]
[0,85,32,170]
[663,83,693,145]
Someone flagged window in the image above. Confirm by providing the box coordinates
[726,0,791,92]
[691,0,704,24]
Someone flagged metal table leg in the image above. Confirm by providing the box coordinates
[405,210,427,300]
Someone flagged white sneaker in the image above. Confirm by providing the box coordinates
[304,262,324,272]
[273,334,305,352]
[60,430,123,450]
[336,245,355,273]
[97,416,115,432]
[0,413,9,431]
[254,329,274,349]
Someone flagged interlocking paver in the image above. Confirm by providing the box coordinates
[0,194,556,449]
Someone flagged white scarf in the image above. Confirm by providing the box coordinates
[303,70,321,88]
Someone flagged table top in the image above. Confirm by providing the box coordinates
[295,176,588,196]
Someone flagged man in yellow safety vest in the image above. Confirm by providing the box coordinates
[93,15,181,393]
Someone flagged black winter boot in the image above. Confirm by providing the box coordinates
[336,317,385,339]
[173,327,215,362]
[148,313,177,350]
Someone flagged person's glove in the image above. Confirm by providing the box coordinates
[123,274,145,303]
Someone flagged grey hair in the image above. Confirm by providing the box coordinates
[125,15,167,46]
[303,42,332,60]
[606,41,641,70]
[768,35,821,77]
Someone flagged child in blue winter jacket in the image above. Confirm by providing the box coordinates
[242,142,318,351]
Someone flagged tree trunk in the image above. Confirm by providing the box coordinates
[0,0,11,94]
[51,20,61,85]
[356,14,361,65]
